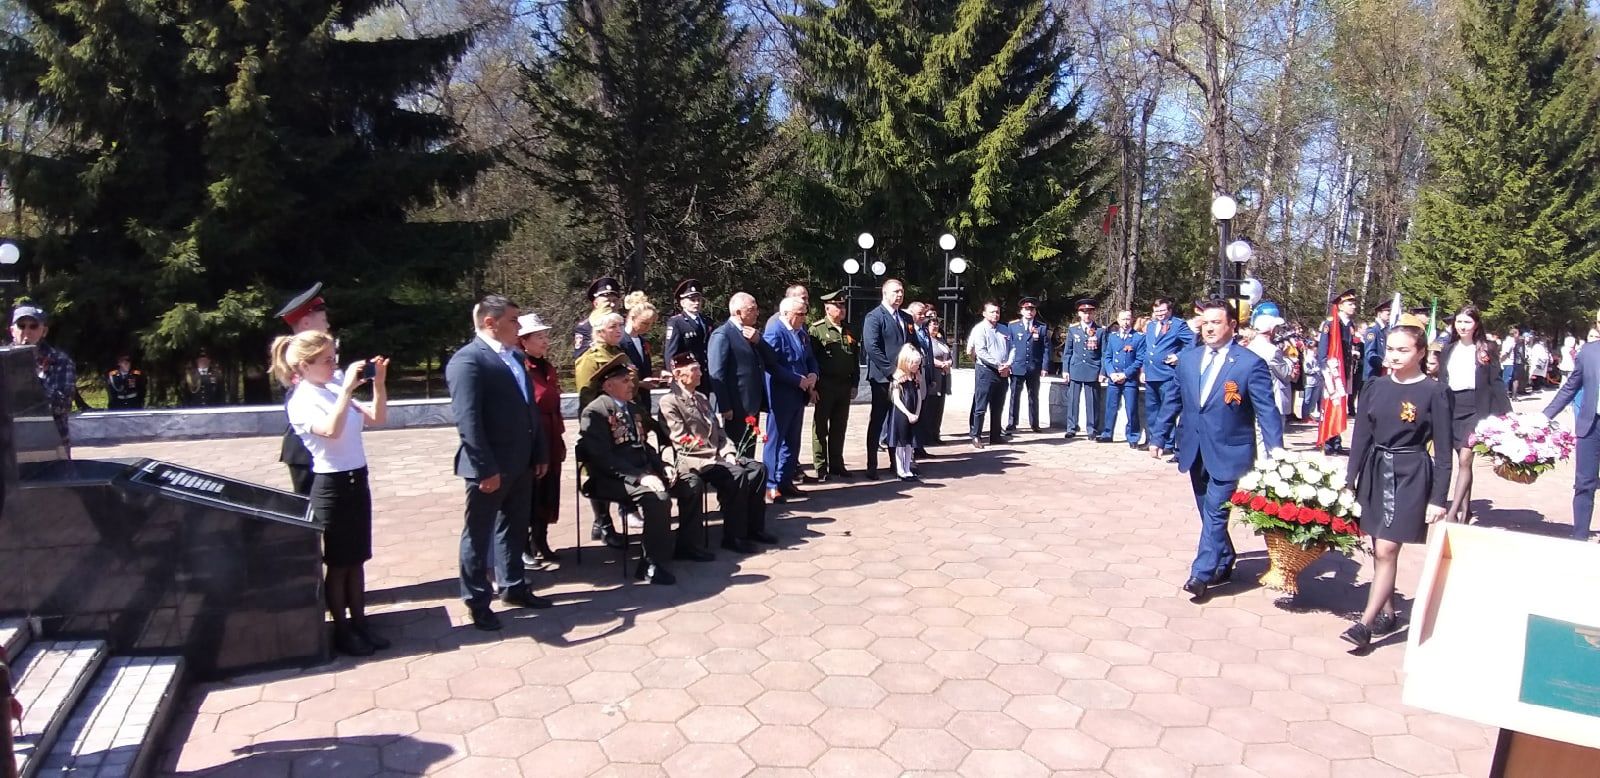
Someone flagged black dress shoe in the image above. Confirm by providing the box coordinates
[749,531,779,544]
[721,538,759,554]
[1181,577,1209,600]
[1128,441,1143,450]
[635,559,676,585]
[989,437,1005,445]
[501,586,553,609]
[1030,426,1044,433]
[914,449,934,458]
[817,473,830,484]
[1063,431,1078,440]
[1095,437,1112,443]
[899,475,920,482]
[829,467,854,479]
[799,473,820,484]
[1372,611,1399,636]
[674,547,716,562]
[779,483,803,497]
[1340,622,1372,650]
[1002,427,1017,436]
[1212,564,1235,585]
[866,468,880,479]
[334,624,375,656]
[351,620,390,650]
[470,607,502,631]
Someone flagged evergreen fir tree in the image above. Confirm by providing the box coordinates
[786,0,1107,308]
[512,0,782,296]
[0,1,498,384]
[1401,0,1600,332]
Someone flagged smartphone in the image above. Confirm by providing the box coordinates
[360,362,377,381]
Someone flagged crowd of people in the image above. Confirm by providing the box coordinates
[209,278,1600,653]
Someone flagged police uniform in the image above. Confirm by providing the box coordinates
[663,278,711,386]
[106,361,147,410]
[809,290,859,480]
[1363,300,1392,382]
[1060,298,1107,438]
[573,276,622,360]
[1004,297,1050,433]
[275,283,326,495]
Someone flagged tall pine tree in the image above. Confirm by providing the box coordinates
[512,0,783,296]
[786,0,1107,310]
[1401,0,1600,333]
[0,1,498,389]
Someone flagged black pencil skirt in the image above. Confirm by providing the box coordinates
[310,467,373,566]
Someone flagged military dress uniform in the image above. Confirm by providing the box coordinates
[809,290,859,480]
[1100,325,1145,444]
[1060,299,1107,438]
[106,365,147,410]
[1363,300,1392,384]
[573,276,623,360]
[275,283,327,494]
[1005,300,1050,433]
[663,279,712,381]
[1317,289,1359,453]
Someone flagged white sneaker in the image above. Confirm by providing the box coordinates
[522,552,541,568]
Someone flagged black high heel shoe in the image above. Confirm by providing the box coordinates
[351,619,390,650]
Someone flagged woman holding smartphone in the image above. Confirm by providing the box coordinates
[272,331,389,656]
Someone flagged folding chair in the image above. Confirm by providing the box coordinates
[573,452,634,581]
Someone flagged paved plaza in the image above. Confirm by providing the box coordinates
[80,397,1580,777]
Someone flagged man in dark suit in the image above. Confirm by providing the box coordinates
[1544,342,1600,540]
[1005,297,1050,434]
[1142,296,1195,456]
[1175,299,1285,601]
[578,355,713,584]
[763,296,820,500]
[708,292,773,454]
[446,295,552,631]
[862,279,914,478]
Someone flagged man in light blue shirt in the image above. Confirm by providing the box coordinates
[968,301,1012,447]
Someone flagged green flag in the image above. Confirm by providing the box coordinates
[1429,298,1439,342]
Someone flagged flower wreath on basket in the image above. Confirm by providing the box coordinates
[1469,412,1575,485]
[1229,451,1364,555]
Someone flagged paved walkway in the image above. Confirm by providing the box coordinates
[79,394,1582,777]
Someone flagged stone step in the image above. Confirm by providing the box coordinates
[34,656,184,778]
[9,640,108,778]
[0,617,30,660]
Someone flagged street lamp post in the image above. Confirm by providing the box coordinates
[0,242,21,316]
[1210,195,1237,303]
[1226,239,1254,322]
[842,257,861,324]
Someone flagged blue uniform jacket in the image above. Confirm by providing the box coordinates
[1102,328,1145,381]
[1007,319,1051,376]
[1142,318,1195,382]
[1174,345,1284,482]
[1060,322,1107,382]
[1362,324,1388,381]
[763,318,820,412]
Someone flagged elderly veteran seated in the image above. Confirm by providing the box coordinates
[658,352,778,554]
[576,354,714,584]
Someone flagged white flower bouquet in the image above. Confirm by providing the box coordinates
[1470,412,1575,484]
[1231,450,1363,555]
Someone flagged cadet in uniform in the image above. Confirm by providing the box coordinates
[573,276,623,359]
[810,290,858,482]
[1060,298,1107,439]
[1318,289,1359,454]
[663,278,711,384]
[106,355,147,410]
[1004,296,1050,434]
[275,282,331,495]
[1363,300,1393,384]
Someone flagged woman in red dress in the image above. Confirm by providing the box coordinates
[519,313,566,565]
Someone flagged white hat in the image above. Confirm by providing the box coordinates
[517,312,553,336]
[1252,314,1284,332]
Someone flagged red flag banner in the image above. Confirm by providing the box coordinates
[1100,203,1120,235]
[1317,305,1348,445]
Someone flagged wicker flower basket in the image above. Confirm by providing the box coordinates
[1492,461,1540,485]
[1259,530,1327,595]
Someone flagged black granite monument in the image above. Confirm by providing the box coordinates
[0,347,328,679]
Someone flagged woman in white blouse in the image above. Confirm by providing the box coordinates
[1435,305,1510,523]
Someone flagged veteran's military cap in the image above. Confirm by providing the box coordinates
[670,352,700,369]
[591,353,632,390]
[276,282,325,323]
[819,289,846,304]
[1020,296,1039,308]
[1075,297,1099,311]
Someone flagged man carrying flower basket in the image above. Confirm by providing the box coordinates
[1175,300,1285,601]
[1543,334,1600,541]
[659,353,778,553]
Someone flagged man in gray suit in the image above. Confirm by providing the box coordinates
[447,295,552,631]
[1545,341,1600,541]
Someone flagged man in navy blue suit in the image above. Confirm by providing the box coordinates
[1174,299,1285,600]
[1100,309,1145,445]
[763,296,821,501]
[1544,341,1600,541]
[1005,297,1051,434]
[862,279,914,479]
[708,292,774,453]
[1143,296,1195,457]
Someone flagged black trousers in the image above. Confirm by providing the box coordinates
[1065,380,1105,435]
[812,384,853,473]
[459,469,532,608]
[585,474,706,563]
[682,458,766,541]
[1006,371,1042,430]
[866,380,892,471]
[970,366,1006,442]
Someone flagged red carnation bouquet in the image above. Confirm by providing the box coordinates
[1229,451,1363,556]
[735,414,768,457]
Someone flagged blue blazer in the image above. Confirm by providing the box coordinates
[445,337,547,481]
[709,319,773,420]
[1174,344,1284,482]
[1142,318,1195,382]
[864,305,915,383]
[1546,343,1600,437]
[763,319,820,411]
[1102,328,1145,380]
[1007,319,1051,376]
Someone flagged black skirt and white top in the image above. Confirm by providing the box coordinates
[1438,339,1511,446]
[287,379,372,566]
[1347,376,1454,544]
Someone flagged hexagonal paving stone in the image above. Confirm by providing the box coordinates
[1021,728,1111,771]
[464,717,547,758]
[808,707,896,748]
[748,689,828,725]
[599,721,689,763]
[676,705,761,744]
[882,727,971,771]
[662,743,756,777]
[740,724,828,767]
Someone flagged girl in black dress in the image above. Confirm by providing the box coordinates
[1436,305,1510,523]
[887,344,923,481]
[1342,322,1453,651]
